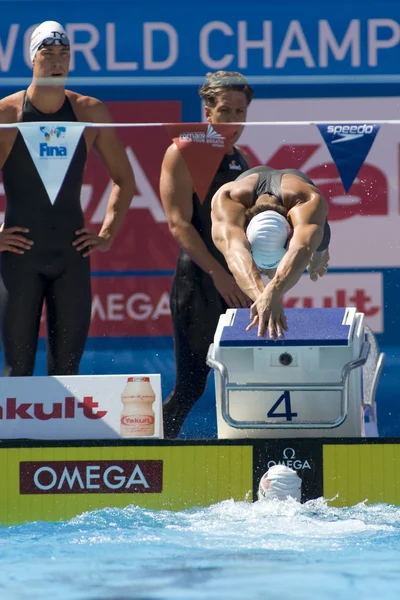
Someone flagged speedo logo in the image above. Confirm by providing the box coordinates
[327,124,374,144]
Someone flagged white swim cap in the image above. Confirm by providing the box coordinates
[246,210,291,270]
[258,465,302,502]
[30,21,69,62]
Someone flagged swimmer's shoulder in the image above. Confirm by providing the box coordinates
[161,142,191,174]
[0,91,24,123]
[65,90,112,123]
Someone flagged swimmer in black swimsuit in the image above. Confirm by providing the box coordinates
[160,71,254,438]
[211,165,330,340]
[0,21,135,376]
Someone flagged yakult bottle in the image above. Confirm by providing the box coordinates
[120,377,156,437]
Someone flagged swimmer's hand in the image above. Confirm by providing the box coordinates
[246,286,288,339]
[307,249,330,282]
[0,226,33,254]
[73,228,111,257]
[211,267,252,308]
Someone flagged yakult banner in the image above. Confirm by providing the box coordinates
[280,272,384,333]
[0,374,163,440]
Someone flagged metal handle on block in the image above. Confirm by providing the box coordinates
[206,341,370,430]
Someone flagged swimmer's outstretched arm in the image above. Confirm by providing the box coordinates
[211,183,265,301]
[160,146,250,308]
[247,190,328,338]
[268,191,328,296]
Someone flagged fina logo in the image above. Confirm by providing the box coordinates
[39,126,67,157]
[327,124,374,144]
[267,447,311,470]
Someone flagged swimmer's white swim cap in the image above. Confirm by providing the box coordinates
[258,464,302,502]
[246,210,291,270]
[30,21,69,62]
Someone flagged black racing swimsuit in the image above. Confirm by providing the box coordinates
[163,148,249,438]
[0,93,91,376]
[236,165,331,251]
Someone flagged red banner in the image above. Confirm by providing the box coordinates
[86,101,182,272]
[89,276,173,337]
[39,275,173,338]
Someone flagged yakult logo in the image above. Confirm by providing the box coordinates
[121,415,155,426]
[267,447,311,471]
[20,460,163,494]
[0,397,107,420]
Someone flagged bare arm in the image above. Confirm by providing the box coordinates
[0,96,34,254]
[91,102,136,245]
[211,180,264,301]
[160,144,222,276]
[0,95,20,168]
[160,145,251,308]
[73,100,136,256]
[248,177,328,339]
[269,182,328,296]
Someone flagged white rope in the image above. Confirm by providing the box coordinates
[1,120,400,128]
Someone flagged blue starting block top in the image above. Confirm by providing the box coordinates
[219,308,351,347]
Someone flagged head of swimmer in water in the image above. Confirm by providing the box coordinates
[244,200,293,279]
[199,71,254,147]
[30,21,71,83]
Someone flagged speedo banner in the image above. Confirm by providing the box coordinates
[317,123,380,192]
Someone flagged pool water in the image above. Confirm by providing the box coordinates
[2,498,400,600]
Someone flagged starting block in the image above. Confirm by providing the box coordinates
[207,307,384,439]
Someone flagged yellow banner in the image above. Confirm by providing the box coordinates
[0,445,253,525]
[323,444,400,506]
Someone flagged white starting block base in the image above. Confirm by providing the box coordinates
[207,307,383,440]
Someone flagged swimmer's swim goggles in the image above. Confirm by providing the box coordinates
[38,36,70,51]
